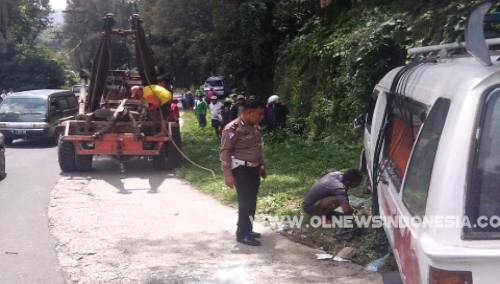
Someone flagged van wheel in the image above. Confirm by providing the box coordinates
[0,148,6,180]
[152,143,167,170]
[4,138,13,145]
[75,155,93,172]
[359,150,367,173]
[58,138,76,172]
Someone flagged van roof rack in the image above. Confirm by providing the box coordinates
[408,1,498,66]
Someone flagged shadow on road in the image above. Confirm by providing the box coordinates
[60,156,178,195]
[5,139,56,149]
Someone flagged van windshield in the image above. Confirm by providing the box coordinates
[206,80,223,87]
[0,97,47,115]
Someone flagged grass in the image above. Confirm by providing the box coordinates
[177,110,364,214]
[176,110,393,267]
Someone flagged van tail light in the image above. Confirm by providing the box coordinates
[429,266,473,284]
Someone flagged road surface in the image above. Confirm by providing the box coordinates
[0,140,65,284]
[0,112,383,284]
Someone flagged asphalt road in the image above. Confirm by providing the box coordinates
[0,140,65,284]
[49,159,382,284]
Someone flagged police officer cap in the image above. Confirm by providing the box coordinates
[237,94,245,100]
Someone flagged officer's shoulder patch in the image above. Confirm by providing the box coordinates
[230,121,239,130]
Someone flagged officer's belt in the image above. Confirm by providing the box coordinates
[231,158,260,169]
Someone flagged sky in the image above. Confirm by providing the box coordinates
[51,0,67,10]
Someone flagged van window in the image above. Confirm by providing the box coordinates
[0,97,47,115]
[467,88,500,236]
[365,90,379,133]
[402,98,450,217]
[67,96,78,109]
[56,97,69,111]
[384,96,426,191]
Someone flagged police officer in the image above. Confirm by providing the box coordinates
[219,100,267,246]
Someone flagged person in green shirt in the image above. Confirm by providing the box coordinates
[194,94,208,128]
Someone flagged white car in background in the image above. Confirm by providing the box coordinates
[204,75,228,99]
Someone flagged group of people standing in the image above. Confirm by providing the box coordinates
[183,87,289,139]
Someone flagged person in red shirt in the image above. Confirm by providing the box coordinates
[168,99,180,124]
[206,88,215,104]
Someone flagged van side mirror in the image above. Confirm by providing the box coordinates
[50,105,59,114]
[354,114,366,129]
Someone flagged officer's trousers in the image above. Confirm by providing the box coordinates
[232,166,260,237]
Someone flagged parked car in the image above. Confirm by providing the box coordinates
[356,4,500,283]
[0,90,79,145]
[0,133,6,180]
[71,84,89,98]
[204,75,228,99]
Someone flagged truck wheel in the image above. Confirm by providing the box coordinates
[75,155,93,172]
[152,143,167,171]
[58,138,76,172]
[168,135,182,168]
[0,148,6,180]
[49,129,60,146]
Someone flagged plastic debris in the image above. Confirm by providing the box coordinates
[316,253,334,260]
[333,256,351,262]
[277,222,290,233]
[350,196,371,210]
[316,253,352,262]
[365,253,390,272]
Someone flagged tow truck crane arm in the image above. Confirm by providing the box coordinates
[87,13,158,112]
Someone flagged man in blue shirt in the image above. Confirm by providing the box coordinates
[302,169,363,219]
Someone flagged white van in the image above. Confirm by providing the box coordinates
[357,2,500,283]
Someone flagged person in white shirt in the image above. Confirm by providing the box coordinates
[209,96,224,139]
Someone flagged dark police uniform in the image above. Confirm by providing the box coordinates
[219,118,265,240]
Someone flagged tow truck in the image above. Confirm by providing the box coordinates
[57,13,182,172]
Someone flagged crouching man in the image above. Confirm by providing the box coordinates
[302,169,363,224]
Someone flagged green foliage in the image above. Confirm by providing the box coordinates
[177,111,361,217]
[0,44,65,90]
[274,0,488,141]
[6,0,52,45]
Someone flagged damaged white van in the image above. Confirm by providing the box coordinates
[357,1,500,283]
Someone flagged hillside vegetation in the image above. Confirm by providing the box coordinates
[0,1,488,131]
[132,0,486,141]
